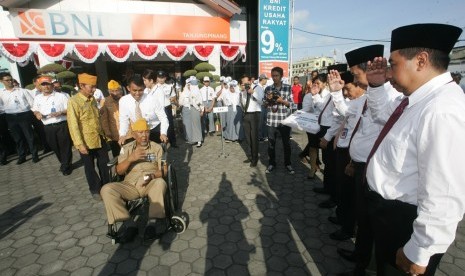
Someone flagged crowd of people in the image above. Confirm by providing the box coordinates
[1,22,465,276]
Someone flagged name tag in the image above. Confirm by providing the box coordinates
[213,107,229,113]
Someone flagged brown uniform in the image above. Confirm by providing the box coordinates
[101,140,166,224]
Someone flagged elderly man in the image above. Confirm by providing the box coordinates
[365,24,465,276]
[101,118,167,243]
[101,80,124,157]
[67,73,110,200]
[32,75,73,175]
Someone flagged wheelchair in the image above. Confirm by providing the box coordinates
[106,143,188,244]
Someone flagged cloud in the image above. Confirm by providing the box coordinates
[293,10,310,23]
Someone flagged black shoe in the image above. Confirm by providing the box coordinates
[318,199,337,208]
[209,132,215,136]
[250,162,257,167]
[313,187,330,194]
[243,159,251,163]
[328,216,341,225]
[0,159,7,166]
[16,158,26,165]
[144,221,167,242]
[62,169,72,176]
[118,226,139,244]
[337,248,357,263]
[330,229,353,241]
[32,156,40,163]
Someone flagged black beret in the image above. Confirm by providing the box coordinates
[390,23,462,53]
[340,71,354,85]
[327,63,347,73]
[345,45,384,67]
[157,70,167,77]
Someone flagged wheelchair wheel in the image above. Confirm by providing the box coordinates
[168,164,179,211]
[171,215,186,234]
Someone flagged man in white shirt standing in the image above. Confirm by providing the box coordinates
[118,75,169,145]
[200,76,216,137]
[365,23,465,276]
[240,75,263,167]
[32,75,73,175]
[0,72,38,164]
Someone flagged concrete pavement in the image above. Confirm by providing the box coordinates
[0,129,464,275]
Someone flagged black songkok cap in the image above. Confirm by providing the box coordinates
[340,71,354,85]
[390,23,462,53]
[157,70,167,77]
[345,45,384,67]
[327,63,347,73]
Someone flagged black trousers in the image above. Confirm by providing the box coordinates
[80,139,110,194]
[165,105,176,146]
[149,125,161,144]
[108,141,121,158]
[322,138,336,196]
[0,113,8,162]
[32,115,50,151]
[334,147,356,235]
[267,125,291,166]
[6,111,38,159]
[243,112,260,163]
[352,162,373,271]
[366,191,444,275]
[43,121,73,172]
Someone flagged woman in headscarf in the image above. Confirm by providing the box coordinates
[222,80,244,142]
[179,77,204,147]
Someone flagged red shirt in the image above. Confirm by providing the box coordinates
[292,84,303,104]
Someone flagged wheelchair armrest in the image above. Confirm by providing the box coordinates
[107,156,118,167]
[161,143,168,163]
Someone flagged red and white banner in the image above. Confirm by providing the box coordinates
[0,41,246,63]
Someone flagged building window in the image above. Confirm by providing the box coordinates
[322,61,326,67]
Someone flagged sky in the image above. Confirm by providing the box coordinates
[291,0,465,63]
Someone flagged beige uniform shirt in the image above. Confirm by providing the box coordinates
[118,141,164,185]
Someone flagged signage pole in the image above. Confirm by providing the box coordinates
[213,106,229,158]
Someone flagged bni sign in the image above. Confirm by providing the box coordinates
[258,0,290,77]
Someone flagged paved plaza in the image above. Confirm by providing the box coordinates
[0,130,464,275]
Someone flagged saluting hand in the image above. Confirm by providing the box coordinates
[328,70,344,92]
[366,57,388,87]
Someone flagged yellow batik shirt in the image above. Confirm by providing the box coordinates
[67,92,105,149]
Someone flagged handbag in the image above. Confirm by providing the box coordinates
[282,111,320,134]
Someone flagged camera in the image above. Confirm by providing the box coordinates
[146,153,156,162]
[265,89,280,106]
[244,83,251,91]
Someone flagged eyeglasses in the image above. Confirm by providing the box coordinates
[40,82,52,86]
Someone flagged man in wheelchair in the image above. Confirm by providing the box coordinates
[101,118,167,243]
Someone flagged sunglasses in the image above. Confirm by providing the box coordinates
[40,82,52,86]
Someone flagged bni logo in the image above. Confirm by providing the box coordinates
[18,11,46,35]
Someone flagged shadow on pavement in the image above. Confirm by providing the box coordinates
[0,196,52,240]
[200,172,255,275]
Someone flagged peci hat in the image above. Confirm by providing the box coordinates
[258,73,268,80]
[37,75,52,84]
[390,23,462,53]
[78,73,97,86]
[107,80,121,90]
[157,70,167,78]
[345,45,384,67]
[340,71,354,85]
[327,64,348,73]
[203,76,210,82]
[131,118,150,131]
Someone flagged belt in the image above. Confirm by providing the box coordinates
[45,121,67,126]
[244,111,260,114]
[352,161,366,167]
[6,111,30,116]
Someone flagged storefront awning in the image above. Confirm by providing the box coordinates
[0,41,246,63]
